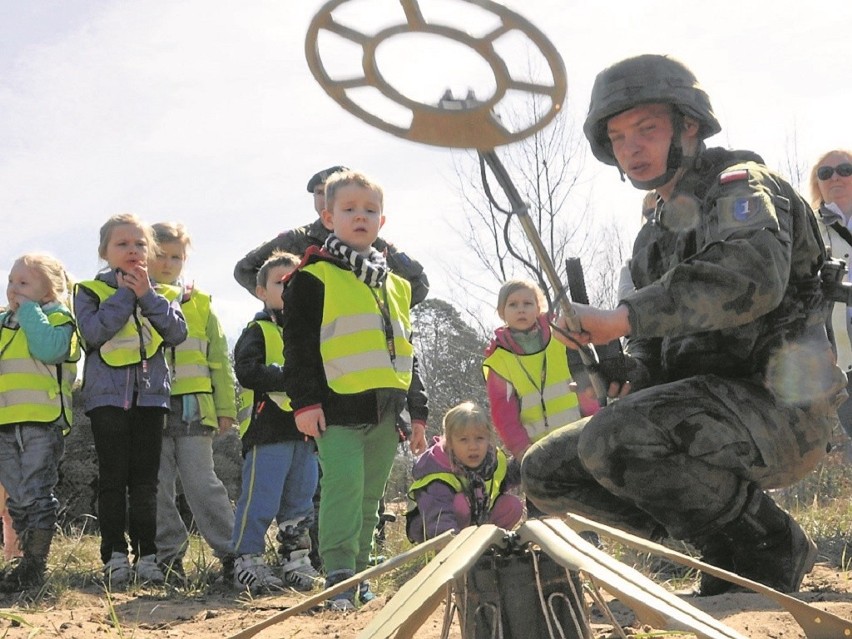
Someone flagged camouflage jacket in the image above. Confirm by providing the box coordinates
[233,217,429,306]
[621,148,843,403]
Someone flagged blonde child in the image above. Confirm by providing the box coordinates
[0,253,78,591]
[75,213,187,587]
[406,402,522,543]
[149,222,237,583]
[231,251,321,594]
[483,279,598,462]
[281,170,428,610]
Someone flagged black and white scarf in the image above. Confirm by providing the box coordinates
[324,233,389,288]
[453,449,498,526]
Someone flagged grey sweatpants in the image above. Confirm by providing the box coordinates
[156,432,235,562]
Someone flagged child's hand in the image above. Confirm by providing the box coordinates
[217,416,236,436]
[116,264,151,298]
[295,406,326,438]
[6,293,31,312]
[408,419,427,455]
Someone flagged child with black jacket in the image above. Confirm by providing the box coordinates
[231,251,320,594]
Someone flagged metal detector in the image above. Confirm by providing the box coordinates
[305,0,609,401]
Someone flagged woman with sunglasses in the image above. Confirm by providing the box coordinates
[810,149,852,443]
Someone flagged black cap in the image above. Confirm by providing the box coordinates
[306,165,349,193]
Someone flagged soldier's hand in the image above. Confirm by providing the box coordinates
[553,304,631,348]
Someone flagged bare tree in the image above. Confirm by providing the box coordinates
[411,298,490,438]
[444,97,628,330]
[780,121,807,191]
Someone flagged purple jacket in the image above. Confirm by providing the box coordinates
[409,436,460,539]
[75,270,187,413]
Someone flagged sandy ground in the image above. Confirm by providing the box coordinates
[0,562,850,639]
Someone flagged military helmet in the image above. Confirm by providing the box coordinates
[583,54,721,166]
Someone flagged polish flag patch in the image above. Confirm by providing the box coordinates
[719,169,749,185]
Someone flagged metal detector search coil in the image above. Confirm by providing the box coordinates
[305,0,567,150]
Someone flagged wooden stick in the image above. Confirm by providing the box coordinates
[227,531,454,639]
[561,512,852,639]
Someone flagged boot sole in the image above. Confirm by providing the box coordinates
[788,535,819,593]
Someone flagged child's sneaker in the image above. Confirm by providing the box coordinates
[358,580,376,604]
[277,519,322,592]
[233,554,283,594]
[135,554,165,585]
[324,568,356,611]
[103,552,131,589]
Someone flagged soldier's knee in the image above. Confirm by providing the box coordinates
[576,411,621,467]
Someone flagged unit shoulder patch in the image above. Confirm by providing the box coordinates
[715,192,778,236]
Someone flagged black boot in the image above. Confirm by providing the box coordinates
[0,528,53,593]
[691,532,739,596]
[723,488,817,593]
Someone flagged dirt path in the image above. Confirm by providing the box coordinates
[2,564,850,638]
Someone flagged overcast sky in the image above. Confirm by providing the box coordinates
[3,0,851,341]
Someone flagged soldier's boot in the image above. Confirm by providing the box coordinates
[720,488,817,593]
[691,532,739,597]
[277,519,321,591]
[0,528,52,593]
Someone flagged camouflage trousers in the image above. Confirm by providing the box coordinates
[521,374,837,540]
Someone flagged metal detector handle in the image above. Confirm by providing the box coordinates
[479,150,608,404]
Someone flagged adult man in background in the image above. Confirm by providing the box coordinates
[233,165,429,306]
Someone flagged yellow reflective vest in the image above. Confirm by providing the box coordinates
[482,336,579,443]
[302,261,413,394]
[157,285,237,430]
[0,308,80,430]
[408,448,509,510]
[237,320,291,437]
[75,280,168,367]
[157,285,213,395]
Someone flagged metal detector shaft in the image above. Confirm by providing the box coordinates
[480,150,607,402]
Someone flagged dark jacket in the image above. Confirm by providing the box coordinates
[280,251,428,427]
[75,270,187,413]
[233,217,430,306]
[233,309,305,454]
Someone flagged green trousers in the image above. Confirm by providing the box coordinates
[316,413,398,573]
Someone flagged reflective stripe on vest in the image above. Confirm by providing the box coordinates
[237,320,291,437]
[76,280,166,367]
[483,336,580,442]
[303,261,413,394]
[407,448,508,509]
[0,310,79,430]
[157,286,214,395]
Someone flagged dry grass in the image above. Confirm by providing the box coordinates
[1,447,851,619]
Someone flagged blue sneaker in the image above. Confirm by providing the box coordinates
[358,580,376,603]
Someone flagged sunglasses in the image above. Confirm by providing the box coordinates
[817,163,852,180]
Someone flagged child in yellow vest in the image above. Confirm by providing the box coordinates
[149,222,238,584]
[483,279,599,461]
[406,402,522,542]
[0,253,78,591]
[75,213,187,587]
[231,251,321,594]
[281,170,428,610]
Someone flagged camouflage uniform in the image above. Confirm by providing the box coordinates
[523,55,845,593]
